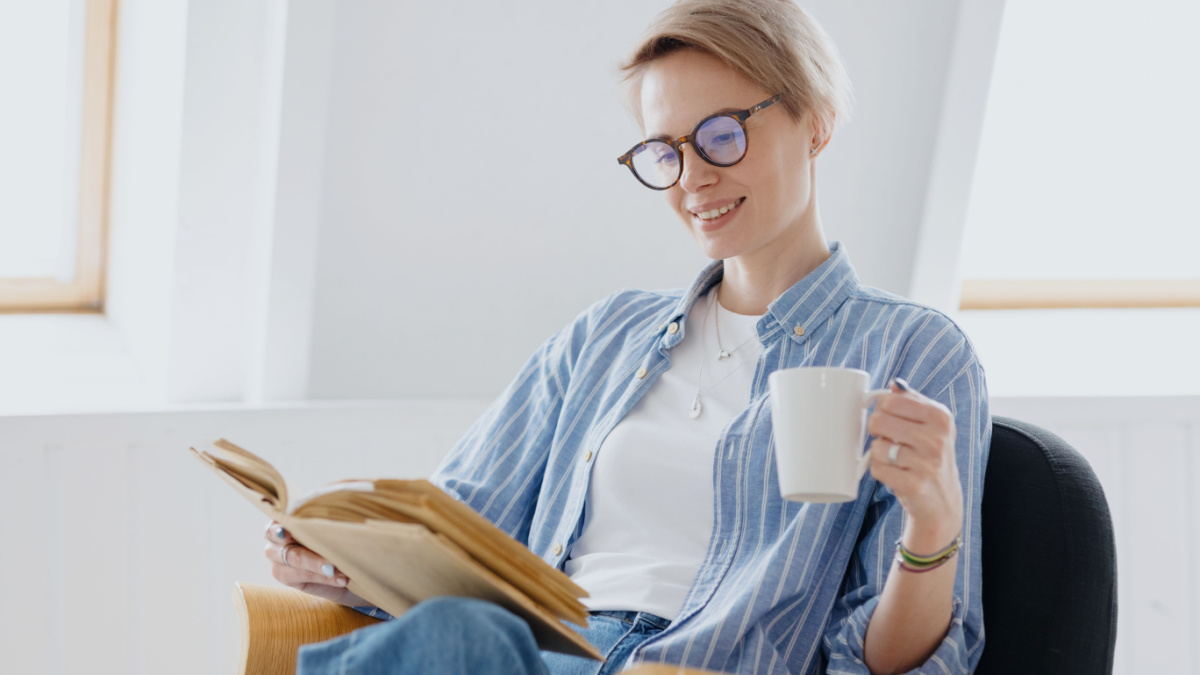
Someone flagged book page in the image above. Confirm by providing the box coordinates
[211,439,289,509]
[288,518,601,660]
[189,446,285,522]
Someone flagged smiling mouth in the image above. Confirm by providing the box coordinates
[691,197,745,226]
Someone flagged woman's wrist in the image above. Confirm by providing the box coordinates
[901,516,962,556]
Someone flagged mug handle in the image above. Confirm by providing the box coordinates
[856,389,892,479]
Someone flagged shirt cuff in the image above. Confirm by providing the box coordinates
[826,595,970,675]
[351,605,395,621]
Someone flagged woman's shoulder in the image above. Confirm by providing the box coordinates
[848,284,973,341]
[845,284,986,387]
[574,286,688,334]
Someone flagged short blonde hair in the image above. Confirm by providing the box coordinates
[620,0,853,137]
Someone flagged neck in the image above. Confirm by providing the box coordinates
[717,206,831,316]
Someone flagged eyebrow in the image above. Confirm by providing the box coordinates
[647,106,743,141]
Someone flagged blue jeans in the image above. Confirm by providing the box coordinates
[296,597,670,675]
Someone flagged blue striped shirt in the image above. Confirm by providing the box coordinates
[433,242,989,674]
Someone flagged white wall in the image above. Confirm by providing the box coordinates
[304,0,976,399]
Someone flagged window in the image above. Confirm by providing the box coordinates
[0,0,115,312]
[958,0,1199,310]
[952,0,1199,396]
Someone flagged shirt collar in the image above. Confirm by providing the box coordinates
[663,241,858,346]
[766,241,859,343]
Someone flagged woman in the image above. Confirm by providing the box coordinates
[265,1,988,673]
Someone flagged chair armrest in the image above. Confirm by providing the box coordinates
[233,582,384,675]
[231,583,727,675]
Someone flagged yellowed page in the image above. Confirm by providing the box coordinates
[288,518,600,660]
[212,439,289,509]
[368,481,589,622]
[190,446,283,521]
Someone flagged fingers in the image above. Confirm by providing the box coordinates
[868,451,921,495]
[867,389,955,466]
[291,581,362,604]
[264,542,350,586]
[262,519,349,587]
[869,413,933,454]
[873,383,953,426]
[866,437,931,474]
[264,520,293,546]
[864,386,965,530]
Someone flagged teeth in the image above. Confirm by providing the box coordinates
[695,199,740,220]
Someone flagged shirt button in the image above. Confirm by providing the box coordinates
[667,322,679,335]
[635,367,648,379]
[552,543,563,555]
[584,450,593,462]
[794,325,806,336]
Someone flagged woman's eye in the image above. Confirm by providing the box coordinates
[711,132,736,145]
[654,153,679,165]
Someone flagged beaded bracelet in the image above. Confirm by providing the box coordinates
[894,533,962,573]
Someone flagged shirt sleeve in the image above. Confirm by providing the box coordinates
[428,295,606,546]
[822,341,990,675]
[351,605,396,621]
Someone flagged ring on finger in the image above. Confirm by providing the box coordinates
[887,442,902,465]
[279,543,298,567]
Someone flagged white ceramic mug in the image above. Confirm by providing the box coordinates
[767,367,890,502]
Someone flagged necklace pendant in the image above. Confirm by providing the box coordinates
[689,395,703,419]
[717,350,731,360]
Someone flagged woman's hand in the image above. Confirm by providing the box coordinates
[866,379,963,551]
[862,379,963,673]
[263,520,372,607]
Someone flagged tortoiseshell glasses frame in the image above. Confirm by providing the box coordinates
[616,94,783,190]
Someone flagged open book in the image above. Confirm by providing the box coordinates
[191,439,600,660]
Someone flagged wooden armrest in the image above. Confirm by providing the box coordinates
[233,582,384,675]
[231,583,727,675]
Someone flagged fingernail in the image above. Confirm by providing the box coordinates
[321,563,335,577]
[892,377,912,392]
[272,525,288,541]
[336,577,348,587]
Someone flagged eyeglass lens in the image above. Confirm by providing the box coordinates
[630,115,748,189]
[630,141,680,189]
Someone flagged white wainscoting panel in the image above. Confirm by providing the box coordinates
[0,400,489,675]
[0,396,1196,674]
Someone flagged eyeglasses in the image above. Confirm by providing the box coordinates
[617,94,782,190]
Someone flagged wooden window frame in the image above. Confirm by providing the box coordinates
[0,0,116,313]
[960,280,1200,310]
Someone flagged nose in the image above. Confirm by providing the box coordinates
[677,143,718,193]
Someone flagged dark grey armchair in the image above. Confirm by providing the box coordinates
[976,417,1118,674]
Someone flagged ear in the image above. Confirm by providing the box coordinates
[808,114,834,157]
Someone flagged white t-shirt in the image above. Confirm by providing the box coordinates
[564,285,763,620]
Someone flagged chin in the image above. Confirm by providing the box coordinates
[689,230,746,262]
